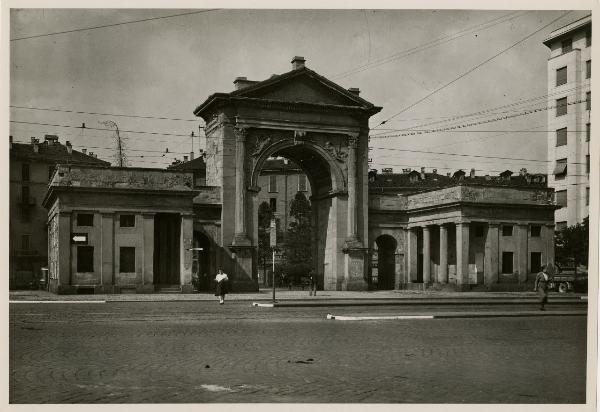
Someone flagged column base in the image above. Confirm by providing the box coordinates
[343,246,368,291]
[232,233,252,247]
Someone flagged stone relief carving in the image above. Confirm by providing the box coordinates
[324,141,348,162]
[251,137,272,157]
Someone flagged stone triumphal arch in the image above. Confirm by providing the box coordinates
[194,57,381,291]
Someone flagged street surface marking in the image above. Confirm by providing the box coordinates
[200,384,233,392]
[327,314,433,320]
[10,300,107,304]
[252,302,274,307]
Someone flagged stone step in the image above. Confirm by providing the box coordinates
[156,286,182,294]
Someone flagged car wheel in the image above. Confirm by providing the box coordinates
[558,282,568,293]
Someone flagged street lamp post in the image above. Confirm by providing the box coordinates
[270,219,277,303]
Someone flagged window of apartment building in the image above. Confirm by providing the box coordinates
[77,246,94,272]
[586,92,591,110]
[587,60,591,79]
[556,128,567,146]
[561,38,572,54]
[530,225,541,237]
[531,252,542,274]
[556,97,567,116]
[502,225,513,237]
[555,190,567,208]
[21,163,30,182]
[502,252,514,274]
[553,158,567,179]
[268,175,277,192]
[21,234,31,250]
[298,174,307,192]
[269,197,277,213]
[556,66,567,86]
[556,221,567,232]
[587,155,590,174]
[587,187,590,206]
[586,30,592,47]
[474,225,484,237]
[587,123,591,141]
[20,185,30,203]
[76,213,94,226]
[120,247,136,273]
[120,214,135,228]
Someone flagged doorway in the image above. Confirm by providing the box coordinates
[154,213,181,285]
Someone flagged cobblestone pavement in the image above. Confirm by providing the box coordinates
[10,302,587,403]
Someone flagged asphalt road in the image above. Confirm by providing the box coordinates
[10,301,588,404]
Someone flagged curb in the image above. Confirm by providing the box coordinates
[326,311,588,320]
[250,298,586,308]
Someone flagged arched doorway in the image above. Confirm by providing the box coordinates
[375,235,397,290]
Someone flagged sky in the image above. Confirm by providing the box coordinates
[7,6,593,175]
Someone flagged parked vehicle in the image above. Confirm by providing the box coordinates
[548,263,588,293]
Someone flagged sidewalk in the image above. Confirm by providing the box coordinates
[9,288,588,304]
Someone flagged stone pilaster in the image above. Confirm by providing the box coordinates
[140,213,155,293]
[57,212,74,294]
[344,135,362,249]
[517,224,529,283]
[439,225,448,283]
[455,222,470,289]
[484,223,499,286]
[180,213,194,293]
[544,224,556,267]
[99,212,115,293]
[232,127,251,246]
[407,228,418,283]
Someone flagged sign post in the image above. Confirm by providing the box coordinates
[270,219,277,303]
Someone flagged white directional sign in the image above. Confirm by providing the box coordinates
[71,233,88,244]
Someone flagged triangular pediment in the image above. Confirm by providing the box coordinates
[232,69,371,108]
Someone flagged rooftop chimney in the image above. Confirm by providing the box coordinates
[233,76,259,90]
[420,167,426,180]
[31,137,39,153]
[190,152,194,161]
[470,168,476,178]
[65,141,73,155]
[291,56,306,70]
[348,87,360,96]
[89,151,94,157]
[44,134,59,145]
[433,168,437,174]
[82,148,87,155]
[183,155,189,162]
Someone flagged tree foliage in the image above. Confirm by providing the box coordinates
[283,192,313,280]
[555,217,589,267]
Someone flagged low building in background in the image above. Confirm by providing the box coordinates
[9,135,110,289]
[42,165,199,294]
[368,168,557,291]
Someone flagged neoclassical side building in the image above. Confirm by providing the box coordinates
[42,57,557,293]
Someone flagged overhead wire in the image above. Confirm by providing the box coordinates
[373,11,573,128]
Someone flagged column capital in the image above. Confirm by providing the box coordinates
[141,212,156,218]
[488,223,500,228]
[234,126,248,142]
[347,135,359,149]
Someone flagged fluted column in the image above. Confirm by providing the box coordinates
[439,224,448,283]
[233,127,250,246]
[456,222,470,288]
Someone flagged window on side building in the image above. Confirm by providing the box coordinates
[553,158,567,180]
[530,225,541,237]
[556,221,567,232]
[586,30,592,47]
[502,252,514,274]
[556,97,567,116]
[298,174,307,192]
[556,128,567,146]
[120,247,136,273]
[502,225,513,236]
[587,60,591,79]
[587,123,591,141]
[21,163,30,182]
[587,155,590,174]
[556,66,567,86]
[561,38,572,54]
[555,190,567,208]
[77,246,94,272]
[586,92,591,110]
[531,252,542,274]
[120,214,135,228]
[77,213,94,226]
[268,175,277,192]
[587,187,590,206]
[269,197,277,213]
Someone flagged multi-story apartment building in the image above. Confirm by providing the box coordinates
[9,135,110,289]
[544,14,591,229]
